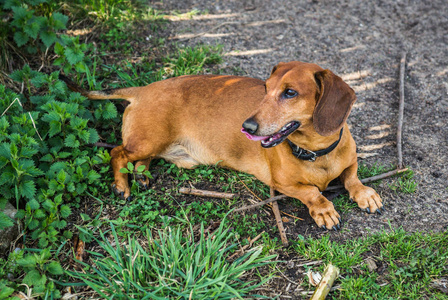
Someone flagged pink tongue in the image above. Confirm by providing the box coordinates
[241,128,269,141]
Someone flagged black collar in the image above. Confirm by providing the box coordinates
[287,128,343,162]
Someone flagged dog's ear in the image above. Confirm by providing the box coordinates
[270,62,285,76]
[313,69,356,136]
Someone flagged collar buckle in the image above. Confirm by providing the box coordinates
[307,150,317,162]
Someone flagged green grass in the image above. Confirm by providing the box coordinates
[292,229,448,299]
[68,218,276,299]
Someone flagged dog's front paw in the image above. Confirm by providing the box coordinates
[309,199,341,230]
[111,182,132,201]
[350,185,382,214]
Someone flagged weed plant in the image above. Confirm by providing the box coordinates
[69,218,276,299]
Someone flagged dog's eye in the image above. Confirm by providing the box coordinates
[283,89,298,99]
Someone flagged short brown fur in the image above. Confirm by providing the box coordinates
[63,62,382,229]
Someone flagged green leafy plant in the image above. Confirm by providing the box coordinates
[1,0,68,54]
[69,218,276,298]
[8,248,64,299]
[53,35,90,76]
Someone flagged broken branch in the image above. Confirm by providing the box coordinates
[310,264,340,300]
[233,194,287,212]
[93,142,117,149]
[397,52,407,169]
[179,187,235,199]
[270,188,289,247]
[325,167,408,191]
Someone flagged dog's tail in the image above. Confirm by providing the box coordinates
[59,74,136,101]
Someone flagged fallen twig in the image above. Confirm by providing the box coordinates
[397,52,407,169]
[236,173,303,220]
[325,167,408,191]
[179,187,235,199]
[93,142,117,149]
[310,264,340,300]
[233,194,288,212]
[228,231,264,260]
[270,188,289,247]
[296,260,324,268]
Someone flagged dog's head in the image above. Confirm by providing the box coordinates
[241,61,356,148]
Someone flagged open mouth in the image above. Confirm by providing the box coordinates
[241,121,300,148]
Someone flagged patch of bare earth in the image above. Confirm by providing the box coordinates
[150,0,448,241]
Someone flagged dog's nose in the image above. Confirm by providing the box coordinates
[242,117,259,134]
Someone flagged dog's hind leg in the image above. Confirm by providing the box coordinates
[110,145,132,200]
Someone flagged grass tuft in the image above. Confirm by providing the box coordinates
[69,217,276,298]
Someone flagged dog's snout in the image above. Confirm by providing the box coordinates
[242,117,259,134]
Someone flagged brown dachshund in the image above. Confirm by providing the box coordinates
[61,61,383,230]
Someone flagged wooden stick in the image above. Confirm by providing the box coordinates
[397,52,407,169]
[233,194,287,212]
[228,231,264,260]
[270,187,289,247]
[310,264,340,300]
[93,142,117,149]
[325,167,408,191]
[236,173,302,219]
[179,187,235,199]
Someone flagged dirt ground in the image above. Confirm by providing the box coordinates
[148,0,448,240]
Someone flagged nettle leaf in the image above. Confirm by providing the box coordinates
[49,120,62,137]
[51,12,68,30]
[30,72,46,88]
[54,42,65,56]
[23,269,47,287]
[65,47,84,65]
[40,154,53,162]
[19,180,36,200]
[54,194,63,205]
[57,170,66,184]
[78,130,90,143]
[34,209,46,219]
[0,212,14,231]
[28,219,39,230]
[38,237,49,248]
[40,30,57,48]
[58,152,71,159]
[41,111,60,122]
[0,143,12,159]
[60,205,71,218]
[24,20,42,39]
[11,6,30,22]
[87,170,101,183]
[88,128,100,144]
[17,255,37,267]
[3,0,21,9]
[14,31,29,47]
[76,183,87,194]
[20,147,38,158]
[102,102,118,119]
[26,165,44,177]
[46,261,64,275]
[42,199,55,211]
[27,199,40,210]
[75,62,87,73]
[70,116,87,129]
[0,286,14,298]
[64,134,80,148]
[0,117,10,131]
